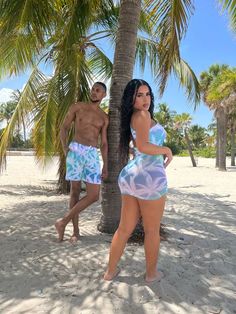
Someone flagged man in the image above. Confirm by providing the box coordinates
[55,82,108,243]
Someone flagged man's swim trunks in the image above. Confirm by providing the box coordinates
[118,123,167,200]
[66,142,101,184]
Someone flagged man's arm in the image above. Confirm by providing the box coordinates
[60,104,77,155]
[100,115,109,179]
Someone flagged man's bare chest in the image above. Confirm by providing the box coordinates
[75,111,104,128]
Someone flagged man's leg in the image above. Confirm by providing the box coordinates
[69,181,81,243]
[55,182,100,241]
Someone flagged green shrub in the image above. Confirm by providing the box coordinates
[195,147,216,158]
[177,150,189,157]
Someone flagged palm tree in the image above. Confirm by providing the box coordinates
[10,90,27,142]
[99,0,236,232]
[0,101,17,125]
[98,0,203,233]
[174,113,197,167]
[154,103,176,128]
[98,0,142,232]
[0,1,200,200]
[154,103,184,154]
[189,125,207,149]
[200,65,229,170]
[0,1,199,193]
[0,0,117,192]
[1,1,236,231]
[201,67,236,170]
[228,110,236,166]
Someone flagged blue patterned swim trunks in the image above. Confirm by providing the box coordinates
[66,142,101,184]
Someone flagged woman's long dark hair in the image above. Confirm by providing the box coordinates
[119,79,155,163]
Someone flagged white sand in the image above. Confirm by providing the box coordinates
[0,156,236,314]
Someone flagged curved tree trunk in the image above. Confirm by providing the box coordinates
[20,112,27,142]
[57,150,70,194]
[184,129,197,167]
[98,0,142,233]
[230,124,236,166]
[215,116,220,168]
[218,107,227,171]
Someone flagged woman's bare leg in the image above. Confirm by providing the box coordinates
[104,195,140,280]
[138,196,166,282]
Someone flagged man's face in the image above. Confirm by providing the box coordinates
[90,83,106,103]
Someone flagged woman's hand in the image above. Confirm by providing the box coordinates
[164,147,173,168]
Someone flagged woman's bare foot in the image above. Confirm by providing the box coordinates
[145,270,164,283]
[104,267,120,281]
[69,233,80,244]
[55,219,65,242]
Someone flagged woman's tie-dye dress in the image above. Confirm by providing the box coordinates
[118,123,167,200]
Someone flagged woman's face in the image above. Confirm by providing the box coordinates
[133,85,151,111]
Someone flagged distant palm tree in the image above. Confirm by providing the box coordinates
[201,66,236,170]
[154,103,176,128]
[189,125,207,149]
[174,113,197,167]
[0,102,16,125]
[200,65,229,170]
[10,90,27,142]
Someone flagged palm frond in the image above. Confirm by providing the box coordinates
[0,67,46,170]
[0,33,40,78]
[0,0,57,76]
[173,59,200,107]
[87,46,113,81]
[135,36,200,104]
[144,0,194,95]
[218,0,236,30]
[32,77,59,165]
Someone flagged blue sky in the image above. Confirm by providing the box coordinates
[1,0,236,128]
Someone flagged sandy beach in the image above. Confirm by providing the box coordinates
[0,155,236,314]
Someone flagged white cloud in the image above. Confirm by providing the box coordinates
[0,88,14,104]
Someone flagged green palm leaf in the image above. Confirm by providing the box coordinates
[172,58,200,106]
[135,36,200,104]
[218,0,236,30]
[0,67,46,170]
[144,0,194,94]
[88,46,113,81]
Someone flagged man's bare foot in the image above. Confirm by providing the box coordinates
[69,234,80,244]
[104,267,120,281]
[55,219,65,242]
[145,270,164,283]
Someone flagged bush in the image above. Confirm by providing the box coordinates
[177,150,189,157]
[166,141,183,155]
[195,147,216,158]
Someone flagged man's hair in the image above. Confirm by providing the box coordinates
[94,81,107,93]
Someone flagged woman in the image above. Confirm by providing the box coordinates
[104,79,173,282]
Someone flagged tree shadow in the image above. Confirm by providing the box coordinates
[0,184,236,313]
[227,166,236,172]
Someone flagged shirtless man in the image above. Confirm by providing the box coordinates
[55,82,108,242]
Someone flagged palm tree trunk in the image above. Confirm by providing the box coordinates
[184,129,197,167]
[98,0,142,233]
[218,107,227,171]
[230,124,236,166]
[215,116,220,168]
[21,112,27,142]
[57,150,70,194]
